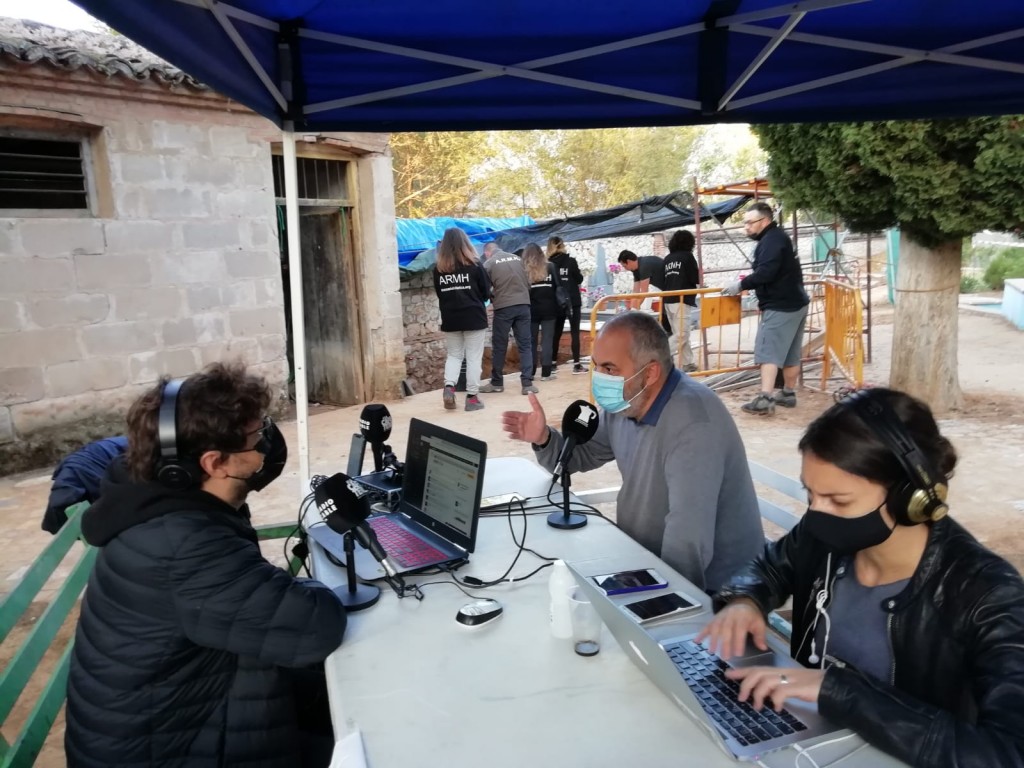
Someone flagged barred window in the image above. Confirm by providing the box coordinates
[0,136,89,210]
[272,154,349,204]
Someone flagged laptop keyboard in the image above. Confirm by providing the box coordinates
[367,516,448,569]
[666,639,808,747]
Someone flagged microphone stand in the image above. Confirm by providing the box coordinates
[547,466,587,529]
[333,531,381,611]
[369,441,385,473]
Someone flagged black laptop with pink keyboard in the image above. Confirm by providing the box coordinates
[309,418,487,577]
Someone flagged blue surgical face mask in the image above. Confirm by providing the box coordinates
[591,364,651,414]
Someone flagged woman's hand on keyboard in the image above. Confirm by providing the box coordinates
[727,666,825,712]
[695,598,768,660]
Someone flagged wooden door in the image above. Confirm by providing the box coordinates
[300,207,365,405]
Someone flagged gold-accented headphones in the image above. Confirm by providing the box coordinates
[841,390,948,525]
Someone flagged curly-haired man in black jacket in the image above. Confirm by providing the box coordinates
[66,363,347,768]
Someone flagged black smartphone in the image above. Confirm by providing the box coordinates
[622,591,702,624]
[591,568,668,596]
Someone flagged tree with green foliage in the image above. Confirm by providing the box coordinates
[753,118,1024,411]
[389,132,490,218]
[390,126,766,220]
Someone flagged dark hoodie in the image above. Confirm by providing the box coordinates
[548,250,583,308]
[65,458,347,768]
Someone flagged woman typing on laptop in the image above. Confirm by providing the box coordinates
[697,388,1024,767]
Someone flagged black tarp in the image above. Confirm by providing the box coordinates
[490,192,749,254]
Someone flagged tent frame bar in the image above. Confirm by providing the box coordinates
[728,25,1024,110]
[201,0,287,110]
[714,0,867,27]
[300,27,706,114]
[718,11,805,110]
[281,130,311,487]
[734,23,1024,74]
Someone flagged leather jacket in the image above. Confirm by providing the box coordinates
[715,516,1024,767]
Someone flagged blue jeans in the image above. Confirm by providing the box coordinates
[490,305,534,385]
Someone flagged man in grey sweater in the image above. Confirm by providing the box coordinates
[501,312,762,593]
[482,242,536,395]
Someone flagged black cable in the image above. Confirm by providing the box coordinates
[283,492,315,577]
[413,578,489,600]
[479,491,607,519]
[439,498,557,590]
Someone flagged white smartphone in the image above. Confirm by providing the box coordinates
[591,567,668,596]
[622,591,702,625]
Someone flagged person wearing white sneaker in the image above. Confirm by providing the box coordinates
[501,311,762,594]
[433,228,489,412]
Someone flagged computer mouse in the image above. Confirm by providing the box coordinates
[456,598,503,627]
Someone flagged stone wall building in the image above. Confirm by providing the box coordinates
[0,19,403,472]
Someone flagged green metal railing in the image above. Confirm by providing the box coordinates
[0,505,300,768]
[0,502,94,768]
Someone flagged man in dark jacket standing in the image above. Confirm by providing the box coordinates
[723,203,809,416]
[65,363,347,768]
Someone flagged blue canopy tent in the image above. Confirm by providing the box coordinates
[70,0,1024,483]
[72,0,1024,130]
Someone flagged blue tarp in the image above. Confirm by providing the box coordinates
[396,216,533,266]
[68,2,1024,132]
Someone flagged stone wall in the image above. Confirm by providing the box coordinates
[401,273,446,393]
[0,65,287,471]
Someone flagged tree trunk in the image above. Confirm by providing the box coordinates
[889,233,963,412]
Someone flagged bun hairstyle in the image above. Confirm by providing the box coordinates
[798,387,957,491]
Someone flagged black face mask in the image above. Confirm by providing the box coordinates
[228,421,287,493]
[246,421,287,492]
[803,504,894,554]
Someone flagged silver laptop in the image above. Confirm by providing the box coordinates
[568,562,849,762]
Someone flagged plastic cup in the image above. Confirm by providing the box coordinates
[567,587,602,656]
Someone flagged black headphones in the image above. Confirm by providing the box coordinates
[156,378,200,490]
[842,390,949,525]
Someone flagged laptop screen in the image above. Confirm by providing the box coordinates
[400,418,487,552]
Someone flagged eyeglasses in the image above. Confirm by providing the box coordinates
[233,416,273,454]
[743,217,768,226]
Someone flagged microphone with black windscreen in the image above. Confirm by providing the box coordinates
[359,404,393,473]
[313,472,388,610]
[548,400,600,530]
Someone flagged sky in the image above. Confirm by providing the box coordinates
[4,0,99,29]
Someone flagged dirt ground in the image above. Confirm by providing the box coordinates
[1,304,1021,766]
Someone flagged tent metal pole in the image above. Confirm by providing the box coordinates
[282,130,310,492]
